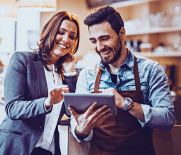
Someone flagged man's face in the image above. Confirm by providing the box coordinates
[89,21,122,64]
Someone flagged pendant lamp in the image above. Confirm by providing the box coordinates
[19,0,57,12]
[0,0,18,18]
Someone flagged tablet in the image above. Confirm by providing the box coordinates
[63,93,117,116]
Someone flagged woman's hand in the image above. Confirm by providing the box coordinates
[62,53,76,73]
[44,85,69,109]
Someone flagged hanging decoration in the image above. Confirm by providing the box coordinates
[19,0,57,12]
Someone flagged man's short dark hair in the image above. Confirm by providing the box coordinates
[84,5,124,35]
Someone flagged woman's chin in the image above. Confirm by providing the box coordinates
[52,50,65,57]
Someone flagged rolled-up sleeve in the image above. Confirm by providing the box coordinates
[140,63,175,131]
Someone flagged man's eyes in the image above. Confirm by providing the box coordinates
[90,40,96,44]
[101,37,109,41]
[90,37,109,44]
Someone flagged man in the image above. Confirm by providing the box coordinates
[69,5,175,155]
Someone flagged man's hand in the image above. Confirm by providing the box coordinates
[44,85,69,108]
[102,88,124,109]
[102,88,145,122]
[69,102,112,137]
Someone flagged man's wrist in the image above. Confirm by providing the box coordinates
[122,97,134,111]
[75,126,89,138]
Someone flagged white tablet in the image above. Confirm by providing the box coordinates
[63,93,117,116]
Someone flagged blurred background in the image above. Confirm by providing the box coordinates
[0,0,181,154]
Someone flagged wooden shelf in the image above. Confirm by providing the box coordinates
[133,51,181,57]
[126,27,181,36]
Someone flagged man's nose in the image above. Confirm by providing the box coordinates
[96,42,104,52]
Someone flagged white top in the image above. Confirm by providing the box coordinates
[35,65,76,154]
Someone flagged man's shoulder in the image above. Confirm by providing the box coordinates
[80,62,100,75]
[136,54,159,69]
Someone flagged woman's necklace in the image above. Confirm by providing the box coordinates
[52,64,56,85]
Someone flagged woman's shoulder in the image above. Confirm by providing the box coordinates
[12,51,33,58]
[11,50,40,63]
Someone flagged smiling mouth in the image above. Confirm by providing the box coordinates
[57,43,68,49]
[101,50,111,55]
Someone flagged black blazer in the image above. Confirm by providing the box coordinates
[0,51,77,155]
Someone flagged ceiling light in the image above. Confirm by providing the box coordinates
[19,0,57,12]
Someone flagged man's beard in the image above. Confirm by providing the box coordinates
[96,41,122,65]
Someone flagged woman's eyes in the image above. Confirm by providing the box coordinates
[70,35,76,40]
[58,31,64,35]
[58,31,76,40]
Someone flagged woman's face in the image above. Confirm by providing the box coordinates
[51,19,77,63]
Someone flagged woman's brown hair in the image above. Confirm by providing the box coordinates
[38,11,80,73]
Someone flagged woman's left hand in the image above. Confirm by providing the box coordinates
[62,53,76,73]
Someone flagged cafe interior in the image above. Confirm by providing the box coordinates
[0,0,181,154]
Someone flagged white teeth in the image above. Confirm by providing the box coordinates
[102,50,110,55]
[58,44,66,49]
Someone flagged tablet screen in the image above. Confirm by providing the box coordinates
[63,93,117,116]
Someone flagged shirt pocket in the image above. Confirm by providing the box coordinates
[127,85,148,91]
[89,83,109,92]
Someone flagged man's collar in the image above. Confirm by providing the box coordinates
[98,49,134,70]
[125,49,134,69]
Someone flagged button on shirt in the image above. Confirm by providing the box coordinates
[71,50,175,142]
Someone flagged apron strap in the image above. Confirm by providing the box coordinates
[94,55,141,92]
[94,68,102,93]
[134,56,141,91]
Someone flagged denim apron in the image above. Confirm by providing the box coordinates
[89,56,155,155]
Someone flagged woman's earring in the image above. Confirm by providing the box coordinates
[70,49,73,53]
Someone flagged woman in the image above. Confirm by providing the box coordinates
[0,11,80,155]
